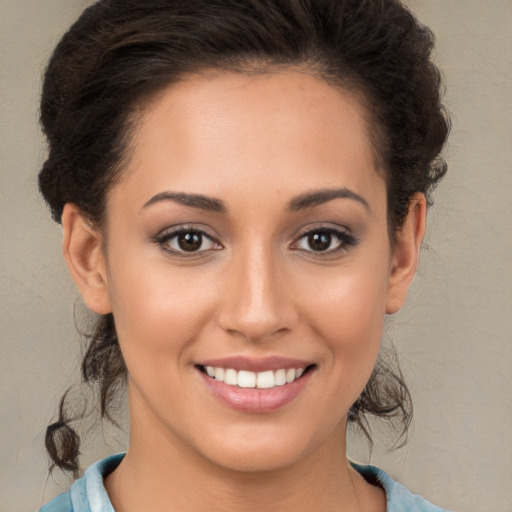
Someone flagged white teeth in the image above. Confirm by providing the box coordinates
[274,369,287,386]
[214,367,225,382]
[224,368,238,385]
[238,370,256,388]
[257,370,275,389]
[204,366,308,389]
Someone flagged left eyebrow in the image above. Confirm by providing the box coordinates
[288,187,370,212]
[142,191,227,213]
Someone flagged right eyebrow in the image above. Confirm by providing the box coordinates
[142,191,227,214]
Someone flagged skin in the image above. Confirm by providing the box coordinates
[62,69,426,511]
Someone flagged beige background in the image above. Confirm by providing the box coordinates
[1,0,511,510]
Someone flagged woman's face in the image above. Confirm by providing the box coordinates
[73,70,419,472]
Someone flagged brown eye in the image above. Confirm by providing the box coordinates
[156,228,220,255]
[307,232,332,251]
[177,232,203,252]
[294,227,358,255]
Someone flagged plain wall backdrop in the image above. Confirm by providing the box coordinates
[1,0,511,510]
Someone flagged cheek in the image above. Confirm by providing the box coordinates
[299,257,390,376]
[306,262,388,333]
[106,256,216,367]
[281,258,391,437]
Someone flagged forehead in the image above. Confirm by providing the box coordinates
[113,69,385,213]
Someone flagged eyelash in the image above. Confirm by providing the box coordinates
[292,226,359,255]
[154,226,221,256]
[153,225,358,257]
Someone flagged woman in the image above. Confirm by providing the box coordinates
[39,0,450,510]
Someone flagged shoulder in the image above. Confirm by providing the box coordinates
[39,454,124,512]
[39,491,73,512]
[351,462,453,512]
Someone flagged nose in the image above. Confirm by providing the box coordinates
[217,243,298,342]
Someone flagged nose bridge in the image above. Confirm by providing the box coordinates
[219,238,295,341]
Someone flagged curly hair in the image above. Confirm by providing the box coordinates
[39,0,450,475]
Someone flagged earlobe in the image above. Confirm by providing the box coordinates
[61,203,112,315]
[386,193,427,314]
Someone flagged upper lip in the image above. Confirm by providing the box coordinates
[196,356,314,373]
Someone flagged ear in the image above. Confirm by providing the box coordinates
[62,203,112,315]
[386,193,427,314]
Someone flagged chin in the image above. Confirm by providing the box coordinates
[193,420,342,475]
[205,443,309,474]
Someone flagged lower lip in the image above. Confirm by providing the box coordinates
[199,369,313,413]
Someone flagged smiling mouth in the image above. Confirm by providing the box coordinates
[197,364,315,390]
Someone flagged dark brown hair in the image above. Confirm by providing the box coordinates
[39,0,450,475]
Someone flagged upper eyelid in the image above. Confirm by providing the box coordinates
[153,223,354,247]
[155,225,218,240]
[154,228,222,258]
[295,227,352,242]
[291,225,358,252]
[154,226,221,249]
[293,223,352,239]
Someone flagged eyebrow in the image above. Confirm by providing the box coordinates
[143,187,370,214]
[288,188,370,212]
[143,192,227,213]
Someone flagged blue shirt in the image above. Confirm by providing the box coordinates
[40,453,450,511]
